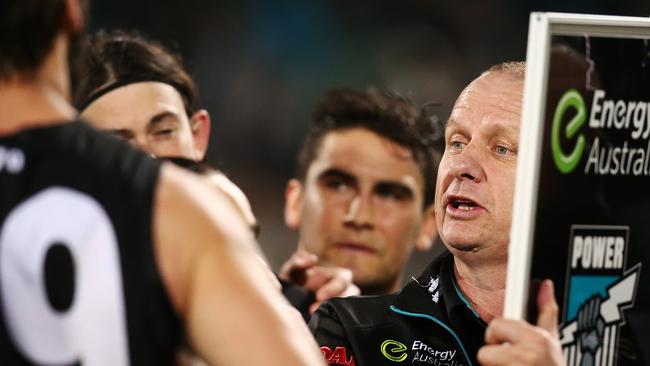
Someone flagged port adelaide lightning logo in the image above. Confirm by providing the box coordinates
[560,225,641,366]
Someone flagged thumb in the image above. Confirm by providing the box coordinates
[536,279,559,337]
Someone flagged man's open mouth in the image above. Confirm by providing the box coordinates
[449,199,478,211]
[446,195,483,212]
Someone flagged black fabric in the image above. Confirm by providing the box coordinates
[281,279,316,323]
[0,121,181,365]
[309,251,486,366]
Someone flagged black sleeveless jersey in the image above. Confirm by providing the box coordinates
[0,121,181,365]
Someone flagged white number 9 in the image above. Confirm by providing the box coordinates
[1,187,129,365]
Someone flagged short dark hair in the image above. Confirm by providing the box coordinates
[73,29,198,115]
[0,0,67,80]
[296,88,442,208]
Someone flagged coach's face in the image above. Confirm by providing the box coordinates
[285,128,435,294]
[435,72,523,263]
[81,81,209,160]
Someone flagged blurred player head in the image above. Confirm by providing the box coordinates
[284,88,441,294]
[0,0,87,96]
[74,30,210,160]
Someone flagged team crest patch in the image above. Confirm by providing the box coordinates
[413,276,440,304]
[559,225,641,366]
[426,276,440,303]
[320,346,356,366]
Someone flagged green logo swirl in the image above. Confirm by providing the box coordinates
[551,89,587,174]
[380,339,408,362]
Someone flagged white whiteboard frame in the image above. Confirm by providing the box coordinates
[504,12,650,320]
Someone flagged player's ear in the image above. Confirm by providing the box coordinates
[415,204,436,252]
[284,179,304,229]
[189,109,211,160]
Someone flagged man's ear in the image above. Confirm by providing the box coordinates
[415,205,437,252]
[63,0,84,33]
[284,179,304,229]
[189,109,211,160]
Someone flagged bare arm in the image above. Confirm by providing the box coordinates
[153,163,325,366]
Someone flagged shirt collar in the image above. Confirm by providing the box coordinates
[391,250,484,324]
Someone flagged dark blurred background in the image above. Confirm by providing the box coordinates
[89,1,650,277]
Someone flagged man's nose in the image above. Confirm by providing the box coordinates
[449,147,485,183]
[343,194,374,230]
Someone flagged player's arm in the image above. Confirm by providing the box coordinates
[153,163,325,366]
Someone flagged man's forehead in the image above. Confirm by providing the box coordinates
[316,128,415,164]
[306,129,423,192]
[446,75,523,133]
[82,82,185,129]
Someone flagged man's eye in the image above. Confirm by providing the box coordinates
[451,141,465,150]
[153,128,175,137]
[110,131,132,141]
[376,188,409,201]
[495,145,511,155]
[324,178,350,192]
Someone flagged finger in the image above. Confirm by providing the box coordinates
[485,318,536,345]
[340,283,361,297]
[309,301,322,315]
[477,344,511,366]
[536,279,559,337]
[278,250,318,281]
[314,268,356,301]
[301,267,331,292]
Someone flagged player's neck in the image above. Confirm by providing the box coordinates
[0,34,76,135]
[453,255,506,323]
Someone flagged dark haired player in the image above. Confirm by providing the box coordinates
[282,88,441,298]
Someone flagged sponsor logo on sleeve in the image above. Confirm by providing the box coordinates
[381,340,408,362]
[560,225,641,366]
[320,346,356,366]
[380,339,463,365]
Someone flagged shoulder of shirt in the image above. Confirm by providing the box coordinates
[318,293,399,327]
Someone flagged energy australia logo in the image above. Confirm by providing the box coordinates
[551,89,650,176]
[559,225,641,366]
[379,339,462,365]
[381,340,408,362]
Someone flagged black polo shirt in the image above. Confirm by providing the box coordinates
[309,251,486,366]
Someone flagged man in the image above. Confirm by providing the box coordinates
[309,63,565,366]
[74,29,359,317]
[74,29,210,160]
[0,1,324,364]
[282,88,440,297]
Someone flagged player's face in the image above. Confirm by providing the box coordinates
[81,82,199,159]
[286,128,434,294]
[435,72,523,263]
